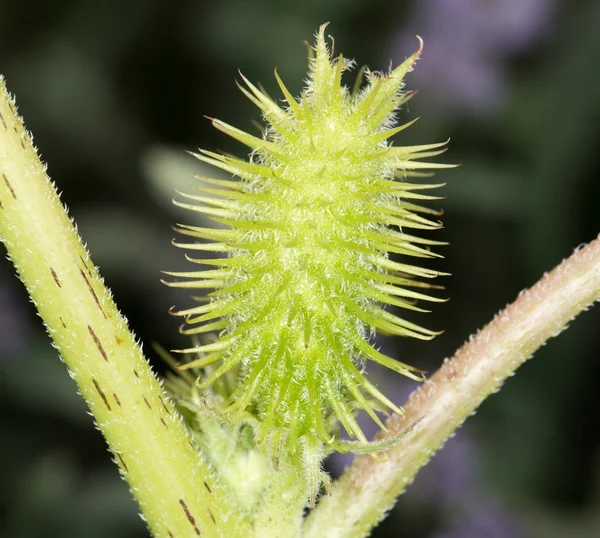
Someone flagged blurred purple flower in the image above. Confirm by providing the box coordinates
[0,282,31,354]
[433,500,525,538]
[388,0,555,114]
[421,0,552,53]
[408,429,477,503]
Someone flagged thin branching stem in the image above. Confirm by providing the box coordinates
[304,235,600,538]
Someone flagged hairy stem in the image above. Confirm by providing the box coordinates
[251,464,307,538]
[0,78,250,538]
[304,234,600,538]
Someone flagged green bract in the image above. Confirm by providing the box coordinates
[165,24,452,502]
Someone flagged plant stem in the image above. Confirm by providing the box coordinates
[251,464,307,538]
[0,77,249,538]
[304,234,600,538]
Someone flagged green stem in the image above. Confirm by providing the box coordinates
[251,464,307,537]
[0,77,250,538]
[304,235,600,538]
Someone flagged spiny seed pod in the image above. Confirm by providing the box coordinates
[165,24,452,474]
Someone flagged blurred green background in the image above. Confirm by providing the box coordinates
[1,1,599,537]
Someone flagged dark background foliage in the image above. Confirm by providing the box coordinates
[1,1,599,537]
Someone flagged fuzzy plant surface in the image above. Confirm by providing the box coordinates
[2,21,600,538]
[164,23,454,502]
